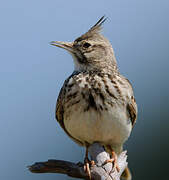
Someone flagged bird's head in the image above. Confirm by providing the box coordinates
[51,16,117,73]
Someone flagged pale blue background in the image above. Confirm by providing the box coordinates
[0,0,169,180]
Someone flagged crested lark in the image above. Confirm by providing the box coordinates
[51,16,137,180]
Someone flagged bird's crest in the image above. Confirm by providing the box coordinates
[75,16,107,42]
[87,16,107,34]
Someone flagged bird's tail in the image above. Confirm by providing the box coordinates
[121,166,132,180]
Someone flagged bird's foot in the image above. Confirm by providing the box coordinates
[103,151,120,172]
[84,157,95,179]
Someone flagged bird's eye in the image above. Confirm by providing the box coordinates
[83,42,91,48]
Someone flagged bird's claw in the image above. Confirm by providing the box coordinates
[103,151,120,172]
[84,158,95,179]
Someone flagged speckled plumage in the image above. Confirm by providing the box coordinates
[51,16,137,180]
[56,71,136,153]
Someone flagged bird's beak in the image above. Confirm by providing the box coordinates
[50,41,74,53]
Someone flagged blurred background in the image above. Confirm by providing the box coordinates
[0,0,169,180]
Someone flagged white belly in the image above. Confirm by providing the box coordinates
[64,104,132,147]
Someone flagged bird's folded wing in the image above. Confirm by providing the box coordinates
[55,79,67,125]
[55,78,83,145]
[127,96,137,127]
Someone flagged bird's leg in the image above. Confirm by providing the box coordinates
[84,146,92,179]
[110,150,120,172]
[84,145,95,179]
[103,146,120,172]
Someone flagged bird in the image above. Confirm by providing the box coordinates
[51,16,137,180]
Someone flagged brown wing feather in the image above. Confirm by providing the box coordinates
[55,83,66,129]
[127,96,137,127]
[123,77,137,127]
